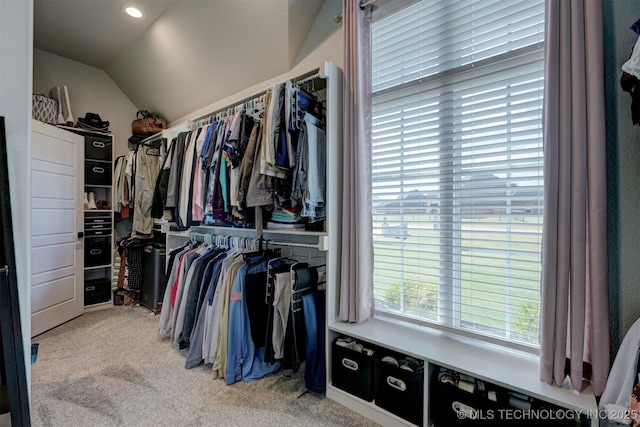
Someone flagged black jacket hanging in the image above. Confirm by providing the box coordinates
[151,137,175,219]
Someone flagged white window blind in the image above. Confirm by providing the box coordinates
[371,0,544,351]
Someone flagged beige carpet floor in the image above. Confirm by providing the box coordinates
[30,306,380,427]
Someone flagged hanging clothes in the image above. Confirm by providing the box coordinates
[237,121,261,211]
[190,127,209,223]
[291,112,326,225]
[158,235,325,390]
[271,269,292,359]
[261,84,287,180]
[225,254,282,384]
[132,139,164,236]
[157,78,326,232]
[177,130,199,228]
[159,243,192,338]
[301,290,326,394]
[165,132,189,212]
[185,250,227,369]
[151,136,175,219]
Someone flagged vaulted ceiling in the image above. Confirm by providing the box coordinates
[33,0,326,122]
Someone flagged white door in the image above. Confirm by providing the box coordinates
[31,120,84,337]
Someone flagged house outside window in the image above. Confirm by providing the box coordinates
[371,0,545,352]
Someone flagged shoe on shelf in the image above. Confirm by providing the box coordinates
[87,192,97,210]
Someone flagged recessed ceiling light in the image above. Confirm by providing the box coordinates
[123,6,143,19]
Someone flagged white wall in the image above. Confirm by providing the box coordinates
[0,0,33,412]
[292,0,342,71]
[170,0,343,128]
[33,49,138,158]
[106,0,289,124]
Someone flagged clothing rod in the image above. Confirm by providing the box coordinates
[189,68,322,124]
[191,90,267,124]
[294,68,322,85]
[141,133,164,144]
[186,232,320,250]
[265,240,320,250]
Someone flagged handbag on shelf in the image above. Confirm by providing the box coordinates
[32,94,58,125]
[132,110,167,135]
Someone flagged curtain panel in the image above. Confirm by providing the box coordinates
[339,0,375,323]
[539,0,610,396]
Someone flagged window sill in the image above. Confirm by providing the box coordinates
[327,315,597,414]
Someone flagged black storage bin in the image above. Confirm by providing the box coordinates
[331,339,376,401]
[140,245,167,313]
[84,136,112,161]
[375,353,424,426]
[84,278,111,305]
[85,160,112,186]
[84,237,111,267]
[430,367,589,427]
[430,370,505,427]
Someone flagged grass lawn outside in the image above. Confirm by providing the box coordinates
[373,213,542,345]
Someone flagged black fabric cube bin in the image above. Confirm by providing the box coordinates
[84,278,111,306]
[331,341,375,401]
[375,357,424,426]
[84,237,111,267]
[429,367,590,427]
[430,376,505,427]
[85,160,112,186]
[84,136,112,161]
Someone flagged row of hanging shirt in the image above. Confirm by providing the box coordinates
[157,234,326,393]
[152,78,326,233]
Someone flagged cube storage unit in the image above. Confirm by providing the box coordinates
[331,336,425,426]
[62,128,115,307]
[327,328,598,427]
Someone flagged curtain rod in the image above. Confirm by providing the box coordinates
[335,0,377,23]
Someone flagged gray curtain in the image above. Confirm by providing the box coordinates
[539,0,609,396]
[339,0,375,323]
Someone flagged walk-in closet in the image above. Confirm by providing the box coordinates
[3,0,637,426]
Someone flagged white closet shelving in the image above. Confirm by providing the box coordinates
[161,60,342,262]
[58,125,115,308]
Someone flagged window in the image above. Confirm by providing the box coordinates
[371,0,544,352]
